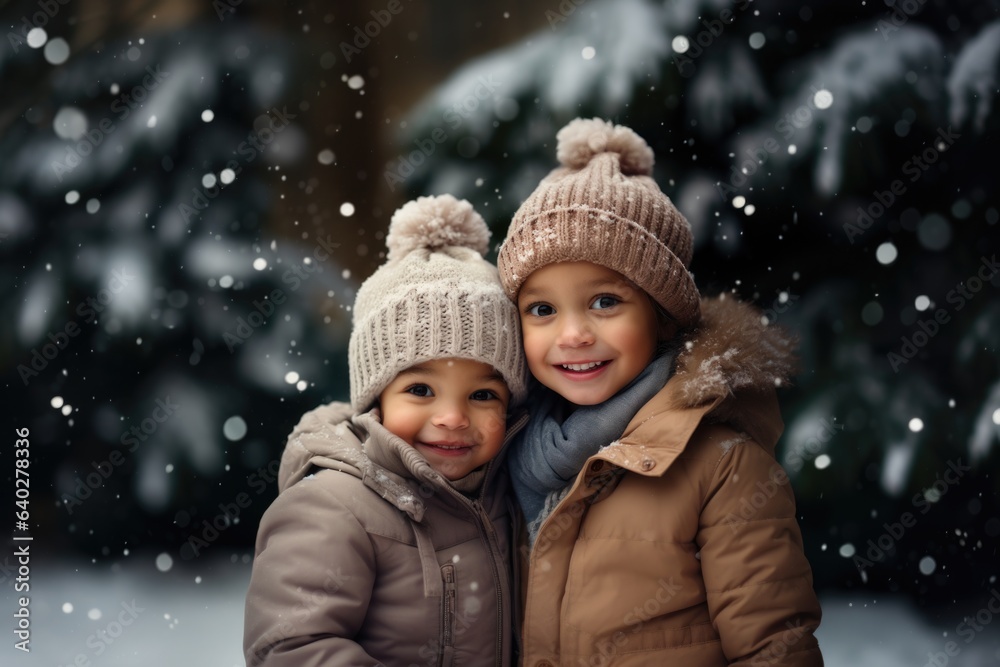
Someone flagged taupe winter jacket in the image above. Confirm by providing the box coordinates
[244,402,526,667]
[519,296,824,666]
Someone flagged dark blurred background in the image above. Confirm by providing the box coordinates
[1,0,999,664]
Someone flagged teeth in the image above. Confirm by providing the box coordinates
[562,361,604,371]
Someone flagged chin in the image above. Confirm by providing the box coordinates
[564,394,609,407]
[544,384,611,406]
[433,464,468,481]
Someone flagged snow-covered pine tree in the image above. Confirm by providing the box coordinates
[393,0,1000,602]
[0,14,354,556]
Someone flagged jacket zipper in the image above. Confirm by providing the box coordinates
[439,413,525,667]
[441,563,457,651]
[437,488,507,667]
[434,494,507,666]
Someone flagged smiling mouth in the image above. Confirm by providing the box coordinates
[419,441,472,451]
[559,361,608,372]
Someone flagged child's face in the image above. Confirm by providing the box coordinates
[379,358,510,480]
[517,261,659,406]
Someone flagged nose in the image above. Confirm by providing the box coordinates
[432,401,470,430]
[556,313,595,348]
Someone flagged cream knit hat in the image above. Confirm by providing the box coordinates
[349,195,527,411]
[497,118,701,330]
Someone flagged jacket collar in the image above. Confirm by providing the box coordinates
[279,400,528,522]
[595,294,794,476]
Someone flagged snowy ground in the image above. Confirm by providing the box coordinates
[2,555,998,666]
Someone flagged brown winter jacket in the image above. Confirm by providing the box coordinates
[518,295,823,666]
[244,402,527,667]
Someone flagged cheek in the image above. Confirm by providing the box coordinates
[618,321,657,358]
[478,411,507,446]
[382,409,419,442]
[520,328,549,368]
[469,410,502,449]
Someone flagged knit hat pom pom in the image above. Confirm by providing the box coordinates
[386,194,491,261]
[555,117,654,176]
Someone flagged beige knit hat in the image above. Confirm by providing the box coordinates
[497,118,701,329]
[349,195,528,412]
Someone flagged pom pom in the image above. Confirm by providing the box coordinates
[386,194,491,261]
[555,117,654,176]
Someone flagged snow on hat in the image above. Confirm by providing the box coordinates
[349,194,528,412]
[497,117,701,329]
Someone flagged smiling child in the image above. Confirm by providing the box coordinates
[498,118,824,666]
[244,195,528,666]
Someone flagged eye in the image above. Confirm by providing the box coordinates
[526,303,555,317]
[405,384,433,397]
[590,295,620,310]
[471,389,500,401]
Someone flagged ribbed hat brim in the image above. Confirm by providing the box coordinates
[498,206,701,329]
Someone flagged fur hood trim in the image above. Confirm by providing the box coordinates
[671,293,797,409]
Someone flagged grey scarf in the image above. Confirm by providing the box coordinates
[508,354,674,545]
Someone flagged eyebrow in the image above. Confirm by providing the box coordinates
[479,370,506,384]
[520,277,634,299]
[397,366,506,384]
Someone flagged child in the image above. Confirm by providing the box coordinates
[244,195,528,666]
[497,118,824,666]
